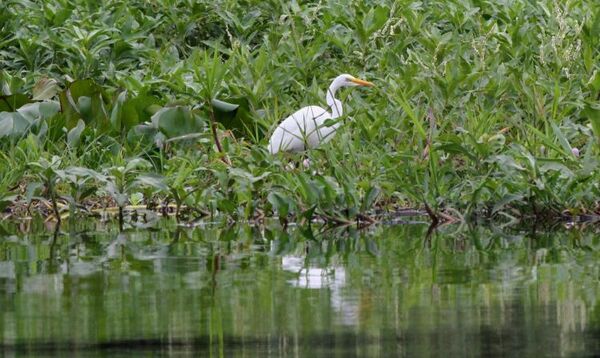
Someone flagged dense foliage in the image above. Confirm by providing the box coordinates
[1,0,600,223]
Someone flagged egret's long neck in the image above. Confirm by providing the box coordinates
[326,83,343,119]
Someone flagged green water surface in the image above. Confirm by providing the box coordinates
[0,218,599,356]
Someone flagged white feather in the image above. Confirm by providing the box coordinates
[268,74,372,154]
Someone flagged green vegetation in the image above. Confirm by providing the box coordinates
[1,0,600,224]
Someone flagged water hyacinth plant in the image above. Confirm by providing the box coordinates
[0,0,599,224]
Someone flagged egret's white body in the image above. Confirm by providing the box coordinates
[268,74,373,154]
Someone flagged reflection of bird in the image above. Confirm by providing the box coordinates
[268,74,374,154]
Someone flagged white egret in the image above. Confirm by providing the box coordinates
[267,74,374,154]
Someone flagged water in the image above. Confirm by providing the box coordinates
[0,218,599,356]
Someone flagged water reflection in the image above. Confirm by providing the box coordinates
[282,255,356,326]
[0,219,598,356]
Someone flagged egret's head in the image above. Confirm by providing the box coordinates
[333,74,375,88]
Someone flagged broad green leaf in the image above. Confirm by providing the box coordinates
[550,122,572,155]
[78,96,92,119]
[133,174,168,191]
[17,102,60,122]
[494,154,525,172]
[0,113,13,137]
[211,98,239,112]
[0,94,31,112]
[539,161,574,178]
[59,79,108,129]
[151,106,204,138]
[211,97,264,139]
[0,112,30,138]
[67,119,85,148]
[127,123,159,147]
[65,166,105,181]
[38,101,61,118]
[110,90,128,130]
[124,158,152,172]
[25,182,44,205]
[364,6,390,35]
[121,94,160,130]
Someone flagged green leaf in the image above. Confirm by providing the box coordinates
[67,119,85,148]
[133,173,168,191]
[78,96,92,118]
[211,98,239,112]
[0,112,31,138]
[437,142,478,162]
[110,90,127,131]
[550,122,572,155]
[361,185,381,212]
[364,6,390,35]
[0,94,31,112]
[267,191,290,217]
[0,194,17,211]
[151,106,204,138]
[539,161,574,178]
[38,101,61,118]
[492,194,525,214]
[583,102,600,141]
[212,97,265,140]
[17,102,60,122]
[588,71,600,92]
[591,7,600,37]
[127,123,158,146]
[0,113,13,137]
[397,93,426,140]
[165,132,208,143]
[124,158,152,173]
[25,182,44,205]
[494,154,525,172]
[122,94,160,129]
[65,166,106,182]
[228,167,271,184]
[59,79,108,129]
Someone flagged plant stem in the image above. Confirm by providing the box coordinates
[49,181,61,224]
[208,101,231,166]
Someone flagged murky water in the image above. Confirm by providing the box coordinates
[0,218,599,356]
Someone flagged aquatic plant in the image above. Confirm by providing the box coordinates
[0,0,599,224]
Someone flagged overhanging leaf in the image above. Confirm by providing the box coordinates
[132,173,168,191]
[0,94,31,112]
[211,98,239,112]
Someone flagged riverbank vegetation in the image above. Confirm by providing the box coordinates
[1,0,599,225]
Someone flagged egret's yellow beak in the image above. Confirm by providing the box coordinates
[350,77,375,87]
